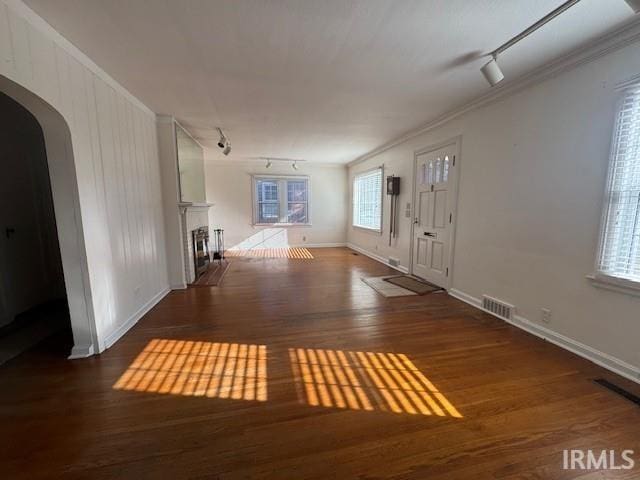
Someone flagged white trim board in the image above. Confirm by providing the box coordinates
[67,343,95,360]
[101,287,170,351]
[347,243,409,274]
[448,288,640,385]
[348,18,640,167]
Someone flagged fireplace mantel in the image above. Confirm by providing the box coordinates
[178,202,214,214]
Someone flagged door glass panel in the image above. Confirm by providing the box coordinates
[443,155,450,183]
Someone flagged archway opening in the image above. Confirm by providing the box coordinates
[0,92,72,362]
[0,75,97,359]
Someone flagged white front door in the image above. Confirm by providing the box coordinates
[412,142,458,288]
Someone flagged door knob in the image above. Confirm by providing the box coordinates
[5,227,15,239]
[424,232,435,237]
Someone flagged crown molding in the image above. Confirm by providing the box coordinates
[348,17,640,168]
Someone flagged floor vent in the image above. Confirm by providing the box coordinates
[388,257,400,268]
[594,378,640,406]
[482,295,514,321]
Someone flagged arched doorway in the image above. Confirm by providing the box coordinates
[0,75,97,358]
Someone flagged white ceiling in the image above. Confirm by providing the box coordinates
[25,0,637,163]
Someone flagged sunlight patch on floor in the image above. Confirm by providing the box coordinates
[289,348,462,417]
[226,247,314,259]
[113,339,267,401]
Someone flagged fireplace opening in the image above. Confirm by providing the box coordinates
[192,227,210,279]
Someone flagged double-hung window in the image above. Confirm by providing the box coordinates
[253,176,310,225]
[595,84,640,288]
[352,167,383,232]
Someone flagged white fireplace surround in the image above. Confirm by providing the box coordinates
[179,202,213,284]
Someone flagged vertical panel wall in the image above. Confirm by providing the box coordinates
[0,0,169,352]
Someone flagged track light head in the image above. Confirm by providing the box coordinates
[266,160,272,168]
[223,143,231,156]
[481,56,504,87]
[216,128,226,149]
[292,161,298,170]
[625,0,640,13]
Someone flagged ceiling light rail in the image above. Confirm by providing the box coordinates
[481,0,640,86]
[261,157,306,170]
[482,0,583,86]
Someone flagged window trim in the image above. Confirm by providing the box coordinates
[590,82,640,293]
[587,273,640,298]
[251,174,312,227]
[351,166,384,234]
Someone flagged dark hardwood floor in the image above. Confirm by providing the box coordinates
[1,247,638,479]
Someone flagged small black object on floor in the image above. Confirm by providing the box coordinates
[594,378,640,406]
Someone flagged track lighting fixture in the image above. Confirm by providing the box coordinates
[216,128,226,149]
[216,127,230,155]
[257,157,306,168]
[481,0,583,87]
[625,0,640,13]
[481,55,504,86]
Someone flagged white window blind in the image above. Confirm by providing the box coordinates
[353,168,382,231]
[254,176,309,225]
[597,85,640,282]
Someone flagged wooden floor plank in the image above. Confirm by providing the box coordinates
[0,247,638,479]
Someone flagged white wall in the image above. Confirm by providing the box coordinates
[205,161,348,249]
[0,0,169,353]
[348,41,640,378]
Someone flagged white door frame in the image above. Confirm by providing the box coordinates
[409,136,462,290]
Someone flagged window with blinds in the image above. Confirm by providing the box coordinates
[597,85,640,283]
[353,168,382,231]
[254,176,309,225]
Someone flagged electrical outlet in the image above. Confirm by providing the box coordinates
[541,308,552,324]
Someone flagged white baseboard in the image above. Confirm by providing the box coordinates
[346,243,409,274]
[68,343,95,359]
[170,283,187,290]
[101,287,171,351]
[448,288,640,385]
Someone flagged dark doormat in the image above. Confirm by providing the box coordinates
[383,275,443,295]
[190,261,231,287]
